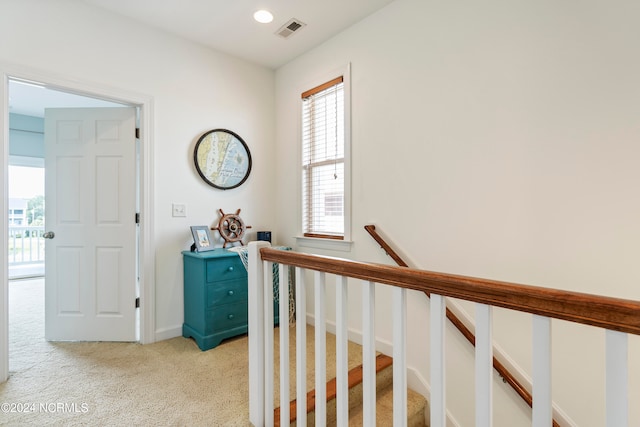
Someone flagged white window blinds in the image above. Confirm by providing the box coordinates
[302,76,345,239]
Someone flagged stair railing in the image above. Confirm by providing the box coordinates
[364,224,552,425]
[248,241,640,427]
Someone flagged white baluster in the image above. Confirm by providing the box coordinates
[393,287,407,426]
[430,293,446,427]
[279,263,290,426]
[363,281,377,427]
[248,241,268,427]
[532,315,552,427]
[475,303,493,427]
[336,275,349,426]
[264,260,275,427]
[315,271,327,426]
[606,330,628,427]
[295,267,307,426]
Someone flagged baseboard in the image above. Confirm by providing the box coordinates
[154,325,182,341]
[407,366,462,427]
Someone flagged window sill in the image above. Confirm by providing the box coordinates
[295,236,353,252]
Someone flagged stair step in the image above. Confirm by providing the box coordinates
[275,354,392,426]
[277,354,428,426]
[316,354,392,425]
[272,324,428,426]
[326,358,428,427]
[347,383,429,427]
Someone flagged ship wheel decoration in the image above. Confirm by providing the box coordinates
[212,208,252,248]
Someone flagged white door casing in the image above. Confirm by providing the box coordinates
[44,107,137,341]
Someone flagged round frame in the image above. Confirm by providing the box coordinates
[193,129,252,190]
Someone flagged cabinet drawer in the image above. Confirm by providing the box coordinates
[207,280,247,308]
[206,302,248,332]
[206,257,245,283]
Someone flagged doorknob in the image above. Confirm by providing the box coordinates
[43,231,55,239]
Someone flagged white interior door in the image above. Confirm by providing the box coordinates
[44,107,137,341]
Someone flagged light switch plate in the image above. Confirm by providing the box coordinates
[172,203,186,217]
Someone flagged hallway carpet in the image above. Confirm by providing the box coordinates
[2,279,427,426]
[2,278,253,426]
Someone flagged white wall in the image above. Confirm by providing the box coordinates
[275,0,640,425]
[0,0,276,339]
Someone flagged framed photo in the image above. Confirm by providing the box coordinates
[190,225,215,252]
[194,129,252,190]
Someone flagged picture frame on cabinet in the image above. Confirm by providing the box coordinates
[190,225,215,252]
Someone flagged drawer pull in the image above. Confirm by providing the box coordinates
[227,290,234,296]
[227,266,234,272]
[227,314,234,320]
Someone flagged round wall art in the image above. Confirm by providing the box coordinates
[194,129,252,190]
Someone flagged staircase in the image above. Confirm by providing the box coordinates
[251,237,640,427]
[273,324,428,426]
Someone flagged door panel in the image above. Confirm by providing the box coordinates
[44,107,136,341]
[57,247,82,314]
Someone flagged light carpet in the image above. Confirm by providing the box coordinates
[2,278,252,426]
[2,279,424,426]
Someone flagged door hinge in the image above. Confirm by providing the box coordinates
[135,297,140,308]
[135,213,140,224]
[135,128,140,139]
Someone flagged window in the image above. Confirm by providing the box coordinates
[324,193,343,217]
[301,75,347,240]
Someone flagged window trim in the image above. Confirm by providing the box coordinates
[297,63,352,250]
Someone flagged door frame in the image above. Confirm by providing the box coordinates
[0,63,156,382]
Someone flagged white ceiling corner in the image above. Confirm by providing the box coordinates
[79,0,397,69]
[9,0,397,117]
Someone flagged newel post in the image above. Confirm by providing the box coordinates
[248,241,269,426]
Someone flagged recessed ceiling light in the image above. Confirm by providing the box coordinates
[253,10,274,24]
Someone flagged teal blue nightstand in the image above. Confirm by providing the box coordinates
[182,249,279,351]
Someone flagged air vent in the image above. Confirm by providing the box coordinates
[276,18,306,39]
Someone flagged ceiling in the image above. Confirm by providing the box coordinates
[8,80,128,118]
[80,0,397,69]
[8,1,396,118]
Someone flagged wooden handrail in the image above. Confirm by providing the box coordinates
[364,224,409,267]
[261,236,640,427]
[260,247,640,335]
[365,224,539,414]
